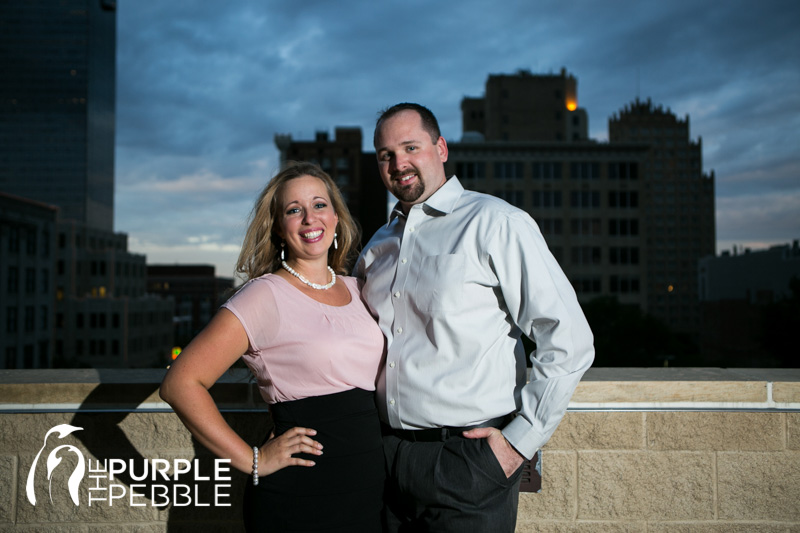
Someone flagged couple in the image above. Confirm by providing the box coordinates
[160,103,595,532]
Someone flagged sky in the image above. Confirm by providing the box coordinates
[114,0,800,279]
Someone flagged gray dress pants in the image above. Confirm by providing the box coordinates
[382,433,523,532]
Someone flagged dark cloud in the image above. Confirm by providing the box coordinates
[113,0,800,272]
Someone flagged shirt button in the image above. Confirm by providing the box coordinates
[401,258,407,264]
[389,399,396,405]
[389,361,396,368]
[393,292,400,298]
[408,227,415,233]
[396,327,403,334]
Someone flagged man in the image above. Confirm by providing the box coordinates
[355,103,594,531]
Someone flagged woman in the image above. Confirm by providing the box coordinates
[160,162,385,532]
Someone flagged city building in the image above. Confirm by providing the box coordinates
[53,221,173,368]
[461,69,588,143]
[698,241,800,366]
[0,0,173,368]
[147,265,235,348]
[699,241,800,303]
[0,193,58,369]
[0,0,116,231]
[609,99,715,334]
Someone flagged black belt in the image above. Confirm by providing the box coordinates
[382,414,515,443]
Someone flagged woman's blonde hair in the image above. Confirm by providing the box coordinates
[235,161,360,282]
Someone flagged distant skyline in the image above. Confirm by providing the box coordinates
[114,0,800,278]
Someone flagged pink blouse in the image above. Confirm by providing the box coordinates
[221,274,385,404]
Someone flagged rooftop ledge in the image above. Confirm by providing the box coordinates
[1,367,799,413]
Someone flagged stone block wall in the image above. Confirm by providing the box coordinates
[0,368,798,532]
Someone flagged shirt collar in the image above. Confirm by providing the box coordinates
[389,176,464,222]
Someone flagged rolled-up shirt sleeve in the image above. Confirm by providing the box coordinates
[490,211,595,458]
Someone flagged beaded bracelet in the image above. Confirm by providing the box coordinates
[252,446,259,486]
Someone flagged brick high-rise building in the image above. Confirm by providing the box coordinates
[609,99,715,334]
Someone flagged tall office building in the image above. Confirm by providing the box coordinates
[0,0,116,231]
[0,0,174,368]
[609,100,715,333]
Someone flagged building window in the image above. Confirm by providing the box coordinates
[493,161,523,180]
[23,345,34,368]
[25,268,36,294]
[7,267,19,293]
[572,277,602,295]
[24,306,35,332]
[570,162,600,180]
[532,191,562,208]
[610,247,640,265]
[38,341,48,368]
[495,190,524,208]
[570,218,602,236]
[571,246,602,265]
[608,191,639,208]
[609,162,639,180]
[456,161,486,179]
[5,347,17,369]
[608,219,639,236]
[570,191,600,208]
[610,275,641,293]
[532,162,562,180]
[6,307,17,333]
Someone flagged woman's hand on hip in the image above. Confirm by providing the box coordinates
[258,427,323,476]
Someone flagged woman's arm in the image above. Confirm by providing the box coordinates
[159,308,322,475]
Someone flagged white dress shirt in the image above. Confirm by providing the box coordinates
[355,177,594,459]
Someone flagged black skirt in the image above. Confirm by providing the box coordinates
[243,388,384,532]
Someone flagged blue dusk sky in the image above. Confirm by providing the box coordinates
[114,0,800,278]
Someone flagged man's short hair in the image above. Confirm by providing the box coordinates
[374,103,441,147]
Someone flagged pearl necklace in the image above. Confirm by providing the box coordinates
[281,261,336,290]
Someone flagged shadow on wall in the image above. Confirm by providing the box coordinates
[67,372,270,531]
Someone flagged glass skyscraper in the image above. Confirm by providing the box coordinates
[0,0,116,231]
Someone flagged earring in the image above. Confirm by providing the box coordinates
[280,241,285,261]
[334,232,338,250]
